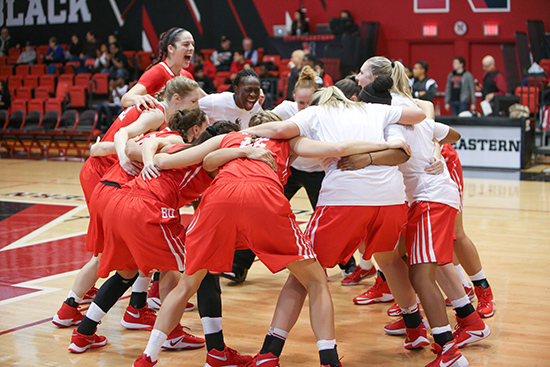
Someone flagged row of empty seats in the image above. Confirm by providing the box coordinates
[0,108,99,157]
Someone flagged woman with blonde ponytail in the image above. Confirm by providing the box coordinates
[121,27,198,110]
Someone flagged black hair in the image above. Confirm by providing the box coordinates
[171,120,241,153]
[146,27,189,71]
[110,42,120,49]
[334,78,361,100]
[233,69,260,88]
[359,75,393,105]
[454,56,466,68]
[234,48,244,56]
[195,64,204,72]
[415,60,429,73]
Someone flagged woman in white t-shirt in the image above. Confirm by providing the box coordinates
[199,69,262,129]
[244,85,425,350]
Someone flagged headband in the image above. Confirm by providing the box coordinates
[168,28,184,45]
[206,125,218,136]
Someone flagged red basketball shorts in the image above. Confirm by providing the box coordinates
[305,204,408,268]
[184,178,315,275]
[405,201,458,266]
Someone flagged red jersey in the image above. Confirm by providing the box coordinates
[122,143,212,210]
[100,127,181,186]
[441,144,459,169]
[215,132,291,190]
[138,61,195,96]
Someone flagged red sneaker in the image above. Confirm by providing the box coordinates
[384,317,406,335]
[81,287,98,304]
[453,312,491,348]
[244,352,279,367]
[133,353,157,367]
[474,285,495,318]
[425,341,469,367]
[120,305,157,330]
[162,324,205,350]
[353,275,394,305]
[205,345,253,367]
[147,280,194,312]
[445,284,475,306]
[53,302,84,328]
[68,328,107,353]
[341,265,376,286]
[387,303,402,317]
[404,324,430,349]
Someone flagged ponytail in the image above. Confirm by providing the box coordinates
[146,27,189,71]
[365,56,413,100]
[294,65,318,92]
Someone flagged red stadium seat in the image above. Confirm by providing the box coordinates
[23,75,39,88]
[31,64,47,75]
[262,55,281,67]
[45,98,62,114]
[35,86,50,100]
[91,73,109,95]
[74,73,91,91]
[28,99,45,114]
[15,65,30,76]
[7,55,18,65]
[7,75,23,94]
[0,56,6,66]
[39,75,56,94]
[9,47,20,57]
[515,86,540,113]
[11,100,27,114]
[84,58,96,68]
[56,74,73,99]
[67,85,87,108]
[16,86,33,101]
[1,65,13,77]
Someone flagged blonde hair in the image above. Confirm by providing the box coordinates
[155,76,199,103]
[249,111,282,127]
[294,65,318,92]
[309,86,364,109]
[365,57,413,100]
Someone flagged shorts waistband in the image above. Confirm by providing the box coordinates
[215,176,281,188]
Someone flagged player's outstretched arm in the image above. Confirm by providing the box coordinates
[243,121,300,139]
[290,136,410,159]
[202,147,277,173]
[154,135,225,170]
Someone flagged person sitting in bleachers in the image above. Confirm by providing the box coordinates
[242,37,258,65]
[94,44,109,72]
[81,30,101,60]
[211,35,233,72]
[42,37,65,64]
[338,10,358,34]
[194,51,216,79]
[95,76,128,131]
[229,49,250,82]
[0,28,13,57]
[290,9,309,36]
[101,42,129,80]
[314,58,333,87]
[194,65,215,94]
[16,41,37,66]
[0,80,11,111]
[67,34,82,62]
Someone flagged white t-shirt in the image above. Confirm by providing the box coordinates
[110,84,128,106]
[388,93,459,208]
[199,92,262,129]
[273,101,323,172]
[289,103,406,206]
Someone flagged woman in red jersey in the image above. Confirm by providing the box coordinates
[53,77,203,329]
[133,110,412,367]
[121,27,199,110]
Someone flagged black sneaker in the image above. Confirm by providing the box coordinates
[339,256,357,277]
[220,268,248,283]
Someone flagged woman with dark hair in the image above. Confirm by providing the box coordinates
[121,27,197,110]
[199,69,263,129]
[445,56,476,115]
[290,9,309,36]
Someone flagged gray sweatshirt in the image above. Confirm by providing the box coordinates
[444,70,476,105]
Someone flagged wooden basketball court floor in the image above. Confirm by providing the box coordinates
[0,158,549,366]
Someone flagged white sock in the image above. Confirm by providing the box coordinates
[401,304,419,314]
[144,329,167,361]
[201,317,223,335]
[86,303,106,323]
[132,275,150,293]
[67,290,83,304]
[432,325,452,335]
[359,254,373,270]
[469,269,486,282]
[450,295,470,309]
[268,326,289,340]
[317,339,336,351]
[455,265,471,287]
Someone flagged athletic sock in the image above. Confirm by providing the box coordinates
[129,275,150,309]
[359,252,372,270]
[470,269,490,289]
[318,340,339,367]
[377,270,386,282]
[261,327,288,357]
[144,329,167,361]
[401,304,422,329]
[198,273,224,351]
[432,325,454,347]
[455,264,471,288]
[451,295,475,318]
[66,290,83,304]
[64,297,79,308]
[77,272,137,335]
[152,272,160,282]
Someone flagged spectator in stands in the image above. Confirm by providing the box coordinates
[478,55,507,103]
[445,56,476,115]
[94,43,109,72]
[108,34,119,48]
[96,76,128,130]
[102,42,129,79]
[42,37,65,64]
[285,49,305,100]
[0,28,12,57]
[16,41,37,65]
[242,37,258,65]
[194,64,215,94]
[229,49,249,82]
[410,60,437,101]
[339,10,358,34]
[211,35,233,72]
[314,58,333,87]
[404,65,413,79]
[67,34,82,62]
[258,63,277,107]
[194,51,216,79]
[0,80,11,110]
[290,9,309,36]
[81,30,101,59]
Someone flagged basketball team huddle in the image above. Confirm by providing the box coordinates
[51,27,495,367]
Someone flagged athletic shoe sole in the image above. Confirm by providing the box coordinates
[147,298,161,310]
[68,339,107,353]
[120,319,154,330]
[354,294,394,305]
[456,324,491,348]
[404,336,430,349]
[52,315,81,328]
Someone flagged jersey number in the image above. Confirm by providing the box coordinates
[239,136,269,148]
